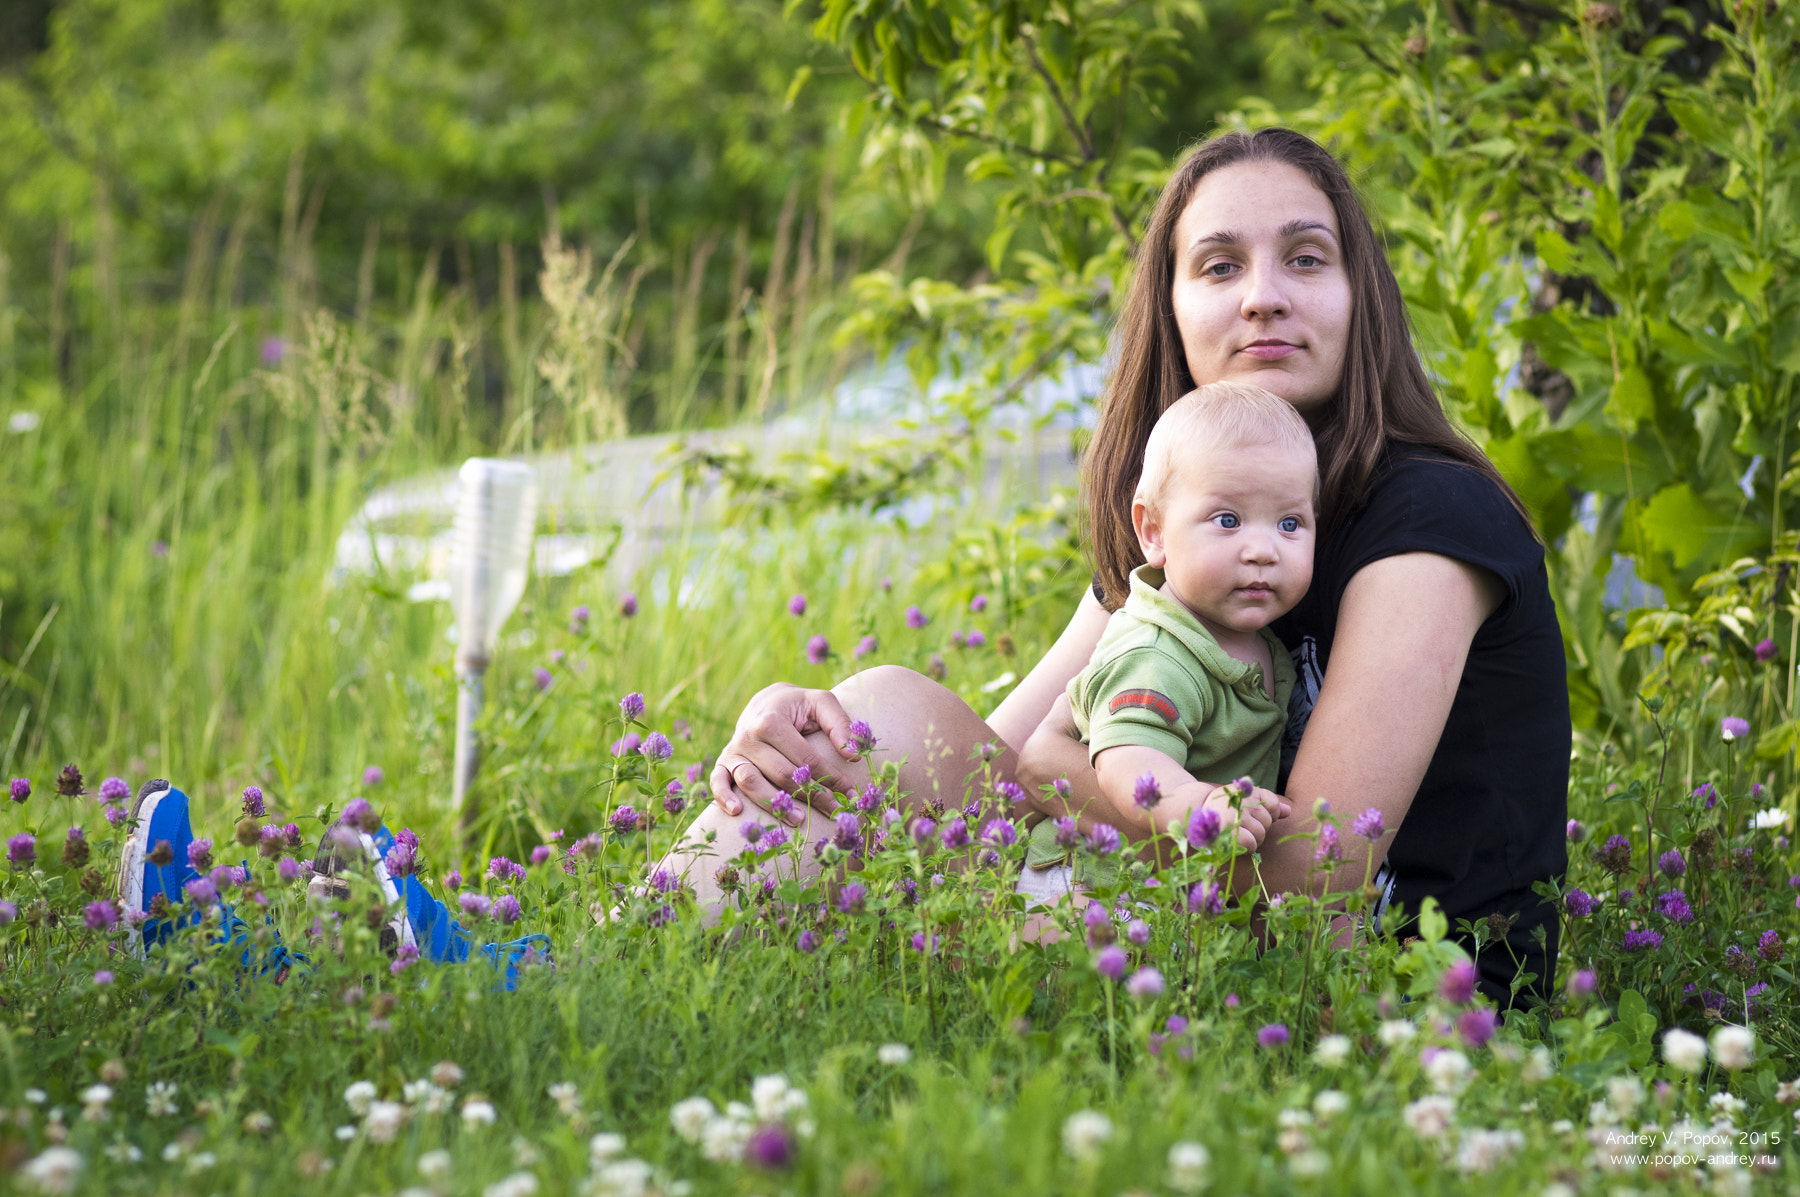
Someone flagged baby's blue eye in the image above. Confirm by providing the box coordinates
[1279,517,1300,533]
[1213,513,1239,529]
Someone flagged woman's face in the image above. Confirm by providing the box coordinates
[1170,160,1352,420]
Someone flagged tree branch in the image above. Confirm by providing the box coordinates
[1020,29,1097,162]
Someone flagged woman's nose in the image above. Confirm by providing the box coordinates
[1239,258,1290,321]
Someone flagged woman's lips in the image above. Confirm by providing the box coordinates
[1240,341,1299,361]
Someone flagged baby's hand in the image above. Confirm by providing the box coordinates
[1202,782,1287,853]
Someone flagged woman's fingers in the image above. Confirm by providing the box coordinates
[705,683,864,824]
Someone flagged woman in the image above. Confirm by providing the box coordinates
[671,127,1569,1006]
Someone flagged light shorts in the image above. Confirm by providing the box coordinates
[1015,861,1086,910]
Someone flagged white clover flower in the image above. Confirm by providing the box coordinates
[669,1097,715,1144]
[482,1172,539,1197]
[461,1099,497,1129]
[145,1082,178,1118]
[795,1116,816,1139]
[1313,1090,1350,1120]
[1775,1079,1799,1105]
[1550,1119,1574,1134]
[1752,806,1789,830]
[877,1043,912,1066]
[1312,1034,1352,1068]
[20,1146,83,1194]
[242,1110,273,1134]
[1060,1110,1113,1163]
[364,1101,407,1144]
[418,1150,453,1181]
[724,1101,752,1122]
[1455,1127,1523,1173]
[1663,1028,1708,1073]
[590,1158,654,1197]
[512,1137,540,1167]
[589,1132,627,1166]
[343,1080,377,1117]
[1711,1025,1755,1070]
[1288,1149,1330,1178]
[548,1082,582,1118]
[334,1125,357,1142]
[1166,1140,1210,1193]
[160,1143,182,1162]
[79,1085,111,1122]
[1403,1095,1456,1139]
[1378,1019,1417,1047]
[1710,1160,1753,1197]
[421,1085,453,1115]
[430,1061,465,1089]
[749,1075,791,1121]
[1425,1049,1472,1094]
[1276,1107,1313,1128]
[699,1114,749,1163]
[103,1142,142,1164]
[1709,1091,1747,1118]
[23,1089,45,1105]
[402,1079,434,1104]
[187,1151,217,1173]
[1521,1045,1554,1085]
[1587,1099,1621,1129]
[1605,1075,1644,1119]
[1275,1125,1311,1155]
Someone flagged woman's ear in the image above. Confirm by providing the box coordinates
[1132,498,1168,568]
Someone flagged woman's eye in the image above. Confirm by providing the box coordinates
[1212,513,1239,529]
[1292,254,1321,269]
[1202,261,1236,278]
[1279,517,1300,533]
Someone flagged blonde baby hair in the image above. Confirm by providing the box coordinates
[1134,381,1319,515]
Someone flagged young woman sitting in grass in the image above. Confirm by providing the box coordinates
[668,127,1570,1007]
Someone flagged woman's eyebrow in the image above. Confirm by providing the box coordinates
[1184,219,1338,260]
[1279,218,1337,241]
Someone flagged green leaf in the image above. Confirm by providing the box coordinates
[1417,896,1446,945]
[1634,483,1730,569]
[1608,365,1655,432]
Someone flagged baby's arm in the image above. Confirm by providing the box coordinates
[1092,743,1285,853]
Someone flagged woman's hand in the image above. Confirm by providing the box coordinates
[709,682,863,821]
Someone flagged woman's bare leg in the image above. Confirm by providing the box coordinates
[653,666,1020,913]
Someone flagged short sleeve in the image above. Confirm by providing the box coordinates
[1329,456,1543,617]
[1080,647,1212,765]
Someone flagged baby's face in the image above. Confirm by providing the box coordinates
[1136,439,1316,639]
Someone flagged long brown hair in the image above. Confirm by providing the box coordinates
[1086,127,1531,609]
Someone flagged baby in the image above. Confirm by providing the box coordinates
[1023,380,1315,892]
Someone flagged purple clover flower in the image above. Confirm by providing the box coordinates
[1756,929,1784,960]
[488,856,527,884]
[1565,819,1586,843]
[1755,638,1777,662]
[534,667,553,691]
[620,692,645,722]
[795,929,820,954]
[832,812,862,853]
[1351,808,1385,839]
[103,805,126,827]
[1657,848,1686,879]
[1654,888,1694,924]
[805,635,830,665]
[757,825,790,854]
[1694,782,1717,810]
[445,869,462,890]
[1187,807,1221,849]
[1126,967,1164,998]
[1721,716,1750,742]
[970,594,988,612]
[965,630,986,649]
[791,764,812,788]
[940,816,971,850]
[1564,889,1600,917]
[7,778,27,803]
[904,605,928,629]
[1132,773,1162,809]
[856,783,885,813]
[278,856,303,882]
[1438,960,1478,1004]
[853,634,879,659]
[391,944,420,975]
[610,807,641,836]
[1622,928,1663,952]
[1314,823,1342,864]
[241,785,265,818]
[1567,968,1597,998]
[981,818,1017,848]
[492,895,522,925]
[1126,919,1149,946]
[99,776,129,803]
[84,899,119,930]
[835,882,867,914]
[788,594,807,616]
[848,720,877,755]
[992,780,1025,806]
[744,1123,795,1171]
[362,765,384,787]
[1084,823,1121,856]
[1189,881,1224,915]
[459,893,492,918]
[529,845,551,866]
[184,877,218,908]
[612,732,642,756]
[571,604,591,626]
[619,593,638,618]
[342,798,377,832]
[1257,1023,1290,1049]
[641,732,673,761]
[1094,945,1127,980]
[1456,1008,1498,1048]
[209,865,245,891]
[187,839,213,870]
[1053,817,1079,851]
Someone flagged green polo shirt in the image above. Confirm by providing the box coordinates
[1025,564,1295,877]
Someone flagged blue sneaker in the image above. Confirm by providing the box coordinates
[309,822,418,958]
[118,779,202,958]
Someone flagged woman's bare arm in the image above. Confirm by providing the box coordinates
[983,586,1112,756]
[1242,551,1504,901]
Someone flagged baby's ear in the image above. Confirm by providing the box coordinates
[1132,499,1167,567]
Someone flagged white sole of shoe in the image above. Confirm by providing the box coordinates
[118,782,173,961]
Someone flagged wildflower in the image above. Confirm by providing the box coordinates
[1186,806,1222,850]
[975,818,1017,851]
[361,765,385,788]
[1403,1095,1456,1139]
[364,1100,406,1143]
[1053,816,1079,850]
[459,893,492,919]
[1060,1110,1113,1163]
[909,816,937,851]
[1454,1127,1523,1174]
[635,732,672,763]
[488,856,527,884]
[96,776,129,805]
[60,826,89,869]
[1593,833,1631,873]
[964,630,987,648]
[1657,847,1686,878]
[877,1043,911,1066]
[1564,889,1600,917]
[493,895,522,925]
[756,825,790,854]
[1565,818,1585,843]
[102,805,127,826]
[83,900,118,931]
[619,593,638,618]
[1166,1141,1210,1193]
[1314,1034,1352,1067]
[805,635,830,665]
[1694,781,1718,809]
[461,1098,498,1128]
[1654,888,1693,924]
[8,778,29,803]
[146,1082,178,1118]
[1662,1027,1708,1072]
[1349,807,1384,840]
[4,832,35,868]
[1757,929,1784,961]
[939,816,971,850]
[1313,823,1342,864]
[1755,638,1777,662]
[343,797,380,833]
[93,970,113,986]
[745,1122,795,1170]
[19,1146,84,1193]
[1426,1049,1472,1092]
[277,856,303,883]
[343,1080,378,1117]
[1126,967,1165,998]
[56,764,85,797]
[792,929,818,954]
[1711,1025,1755,1070]
[853,632,880,658]
[832,881,867,916]
[1084,823,1121,856]
[1567,968,1597,998]
[1188,880,1224,915]
[1721,716,1749,742]
[1622,928,1662,951]
[1456,1008,1498,1049]
[183,877,218,908]
[1257,1023,1290,1049]
[1439,959,1478,1004]
[1130,772,1163,809]
[787,594,807,616]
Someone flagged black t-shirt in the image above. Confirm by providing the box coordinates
[1272,446,1569,1009]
